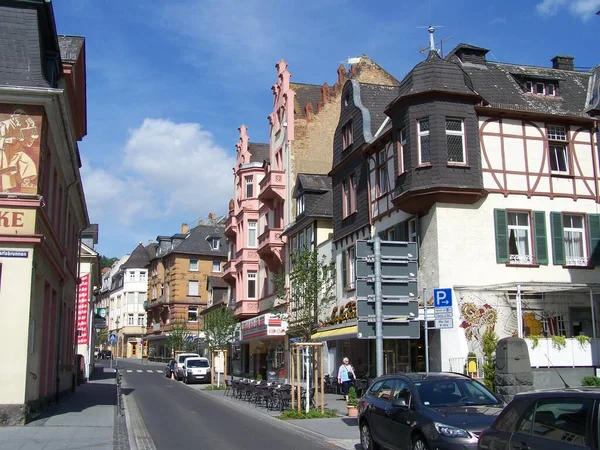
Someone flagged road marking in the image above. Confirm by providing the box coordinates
[127,370,132,373]
[137,370,142,373]
[156,370,162,373]
[146,370,153,373]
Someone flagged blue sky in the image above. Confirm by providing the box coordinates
[52,0,600,258]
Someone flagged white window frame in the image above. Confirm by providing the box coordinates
[128,271,135,282]
[189,259,199,272]
[563,214,587,266]
[347,246,356,290]
[507,211,533,265]
[547,125,569,175]
[247,272,257,299]
[188,280,199,296]
[128,314,134,326]
[188,306,199,322]
[536,82,545,95]
[445,118,466,164]
[342,121,353,149]
[212,260,221,272]
[137,315,144,326]
[418,119,430,165]
[547,84,555,96]
[525,81,533,93]
[140,272,147,282]
[377,149,389,195]
[398,128,407,174]
[248,221,257,248]
[296,194,305,216]
[245,175,253,198]
[211,238,220,250]
[343,179,351,218]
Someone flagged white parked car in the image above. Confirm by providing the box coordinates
[182,357,211,384]
[174,353,200,381]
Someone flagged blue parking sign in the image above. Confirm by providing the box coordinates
[433,288,453,308]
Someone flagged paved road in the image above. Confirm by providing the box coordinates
[118,358,341,450]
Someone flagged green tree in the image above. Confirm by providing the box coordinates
[203,307,237,350]
[95,328,108,347]
[275,248,335,342]
[482,328,499,391]
[166,318,195,354]
[101,255,118,269]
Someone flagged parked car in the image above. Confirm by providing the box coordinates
[99,350,112,360]
[478,387,599,450]
[174,353,200,381]
[359,372,505,450]
[182,357,211,384]
[165,360,176,378]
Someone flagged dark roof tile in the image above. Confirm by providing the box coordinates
[207,276,228,289]
[248,142,269,163]
[122,243,152,268]
[358,83,402,135]
[292,83,322,117]
[297,174,331,193]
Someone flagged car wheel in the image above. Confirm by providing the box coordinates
[360,422,380,450]
[183,375,188,384]
[412,434,428,450]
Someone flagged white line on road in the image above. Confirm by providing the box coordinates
[156,370,161,373]
[137,370,142,373]
[127,370,132,373]
[146,370,153,373]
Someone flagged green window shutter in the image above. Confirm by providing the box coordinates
[394,221,407,242]
[341,250,348,291]
[587,214,600,265]
[533,211,548,265]
[494,209,509,263]
[550,212,565,265]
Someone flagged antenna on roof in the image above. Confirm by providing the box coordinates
[419,35,454,58]
[417,25,452,57]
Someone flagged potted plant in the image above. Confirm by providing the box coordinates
[346,386,359,417]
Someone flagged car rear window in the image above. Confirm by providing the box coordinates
[187,360,209,368]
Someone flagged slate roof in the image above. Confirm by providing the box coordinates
[58,35,83,63]
[292,82,322,117]
[297,173,331,193]
[446,43,593,119]
[307,190,333,217]
[0,4,52,88]
[122,243,152,269]
[358,83,402,136]
[248,142,269,163]
[207,276,228,289]
[155,224,228,258]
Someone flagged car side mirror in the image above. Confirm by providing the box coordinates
[392,398,408,407]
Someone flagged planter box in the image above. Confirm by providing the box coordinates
[524,337,599,367]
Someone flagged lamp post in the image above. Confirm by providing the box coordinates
[115,317,121,360]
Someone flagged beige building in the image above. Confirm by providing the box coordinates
[0,1,89,425]
[146,220,228,360]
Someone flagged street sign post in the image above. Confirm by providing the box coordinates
[356,237,420,377]
[433,288,454,329]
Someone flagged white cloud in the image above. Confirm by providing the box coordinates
[81,118,235,229]
[536,0,600,19]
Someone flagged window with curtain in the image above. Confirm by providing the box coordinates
[563,214,586,266]
[508,212,533,264]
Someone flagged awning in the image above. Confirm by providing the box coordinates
[311,324,357,341]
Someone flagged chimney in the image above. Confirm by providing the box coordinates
[181,223,189,234]
[551,55,574,71]
[148,240,153,245]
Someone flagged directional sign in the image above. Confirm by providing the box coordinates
[433,288,453,308]
[356,259,418,280]
[357,299,419,319]
[357,278,418,299]
[357,320,420,339]
[356,240,418,260]
[435,318,454,329]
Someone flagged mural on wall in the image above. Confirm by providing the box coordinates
[0,108,41,194]
[459,301,498,342]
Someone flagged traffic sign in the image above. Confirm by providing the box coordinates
[357,319,420,339]
[356,240,418,260]
[433,288,453,307]
[357,299,419,318]
[109,333,117,343]
[356,278,418,299]
[435,318,454,329]
[356,259,418,279]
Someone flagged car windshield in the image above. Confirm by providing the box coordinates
[415,379,500,407]
[178,355,197,363]
[187,360,209,368]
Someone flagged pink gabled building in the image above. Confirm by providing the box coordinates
[225,58,398,379]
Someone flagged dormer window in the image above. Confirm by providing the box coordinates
[524,80,557,96]
[342,121,353,150]
[210,238,220,250]
[296,194,305,216]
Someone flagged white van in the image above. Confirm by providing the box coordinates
[182,357,211,384]
[174,353,200,381]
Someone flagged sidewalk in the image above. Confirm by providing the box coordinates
[191,385,360,450]
[0,367,128,450]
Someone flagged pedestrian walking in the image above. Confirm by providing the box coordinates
[337,357,356,402]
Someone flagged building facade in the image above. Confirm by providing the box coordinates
[0,1,89,425]
[108,243,151,358]
[146,221,228,359]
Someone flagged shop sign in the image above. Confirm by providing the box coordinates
[240,313,288,341]
[76,273,90,345]
[0,209,35,234]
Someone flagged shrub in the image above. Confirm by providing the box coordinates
[347,386,359,407]
[581,376,600,387]
[278,409,338,420]
[482,328,498,391]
